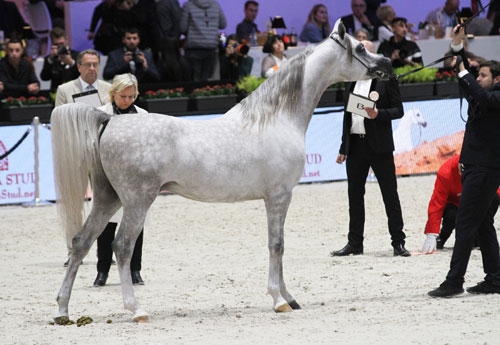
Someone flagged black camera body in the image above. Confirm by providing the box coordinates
[58,45,70,56]
[127,48,142,63]
[233,43,249,55]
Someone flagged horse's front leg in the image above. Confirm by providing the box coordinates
[114,210,149,323]
[265,192,301,312]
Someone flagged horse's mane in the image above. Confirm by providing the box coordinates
[239,46,315,128]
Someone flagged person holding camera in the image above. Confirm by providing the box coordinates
[103,28,160,83]
[219,34,253,81]
[376,17,423,68]
[40,28,80,92]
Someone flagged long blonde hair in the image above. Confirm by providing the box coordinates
[108,73,139,101]
[304,4,331,31]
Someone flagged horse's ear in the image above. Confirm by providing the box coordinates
[338,21,346,40]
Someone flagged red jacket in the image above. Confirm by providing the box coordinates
[424,155,500,234]
[424,155,463,235]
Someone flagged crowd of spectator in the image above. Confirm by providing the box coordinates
[2,0,500,99]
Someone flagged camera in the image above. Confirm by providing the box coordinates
[233,43,249,55]
[57,45,69,56]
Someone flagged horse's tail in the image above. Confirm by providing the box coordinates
[51,103,112,247]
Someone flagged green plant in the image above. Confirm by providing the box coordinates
[1,96,52,107]
[236,75,266,94]
[394,65,438,84]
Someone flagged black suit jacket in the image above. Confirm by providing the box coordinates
[340,14,373,38]
[339,78,404,155]
[459,73,500,169]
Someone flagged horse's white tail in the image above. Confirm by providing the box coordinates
[51,103,112,247]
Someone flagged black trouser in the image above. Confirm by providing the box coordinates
[445,165,500,287]
[439,203,458,245]
[345,135,405,248]
[96,222,144,273]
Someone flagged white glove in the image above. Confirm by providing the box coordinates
[421,234,438,254]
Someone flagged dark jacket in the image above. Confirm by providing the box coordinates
[339,78,404,155]
[0,58,40,98]
[103,47,161,82]
[377,37,423,68]
[459,73,500,169]
[40,49,80,92]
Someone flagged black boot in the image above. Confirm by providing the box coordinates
[132,271,144,285]
[93,272,108,287]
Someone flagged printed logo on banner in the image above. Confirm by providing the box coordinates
[0,141,8,171]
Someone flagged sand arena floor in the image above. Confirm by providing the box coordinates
[1,174,499,345]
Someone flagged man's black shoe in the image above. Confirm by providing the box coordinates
[132,271,144,285]
[466,281,500,294]
[93,272,108,287]
[393,243,411,257]
[330,243,363,256]
[428,281,464,298]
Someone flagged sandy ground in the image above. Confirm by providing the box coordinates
[1,174,500,345]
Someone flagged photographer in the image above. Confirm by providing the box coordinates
[40,28,79,92]
[377,17,423,68]
[103,28,160,82]
[219,34,253,81]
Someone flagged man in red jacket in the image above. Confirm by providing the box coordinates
[422,154,500,253]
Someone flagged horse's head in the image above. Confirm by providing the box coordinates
[407,108,428,127]
[330,19,393,81]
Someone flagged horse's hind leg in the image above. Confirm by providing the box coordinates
[55,190,120,324]
[265,192,301,312]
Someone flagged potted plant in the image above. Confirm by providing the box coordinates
[140,87,189,115]
[1,96,53,124]
[191,83,238,112]
[394,65,437,101]
[435,69,459,98]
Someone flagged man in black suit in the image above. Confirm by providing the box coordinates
[340,0,375,39]
[428,25,500,298]
[103,27,160,82]
[331,40,410,258]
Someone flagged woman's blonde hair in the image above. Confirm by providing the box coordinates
[109,73,139,101]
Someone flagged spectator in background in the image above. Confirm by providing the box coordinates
[28,0,65,29]
[365,0,386,27]
[40,28,79,92]
[377,17,423,68]
[55,49,112,107]
[179,0,227,82]
[425,0,460,33]
[261,34,287,78]
[299,4,331,43]
[340,0,375,40]
[154,0,182,64]
[87,0,137,55]
[103,28,160,83]
[0,0,27,40]
[0,39,40,98]
[236,1,260,43]
[376,4,395,42]
[355,27,370,41]
[219,34,253,81]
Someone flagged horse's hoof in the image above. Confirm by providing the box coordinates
[275,303,293,313]
[288,300,301,310]
[53,315,71,325]
[133,314,150,323]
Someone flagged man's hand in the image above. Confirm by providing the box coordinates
[336,154,346,164]
[452,24,464,46]
[421,234,438,254]
[27,83,40,95]
[136,52,147,69]
[364,106,378,119]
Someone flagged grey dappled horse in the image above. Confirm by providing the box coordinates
[51,19,392,323]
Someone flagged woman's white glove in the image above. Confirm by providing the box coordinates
[421,234,438,254]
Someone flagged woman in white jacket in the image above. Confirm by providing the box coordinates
[93,73,148,287]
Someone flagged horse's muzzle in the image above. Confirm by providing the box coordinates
[368,57,393,80]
